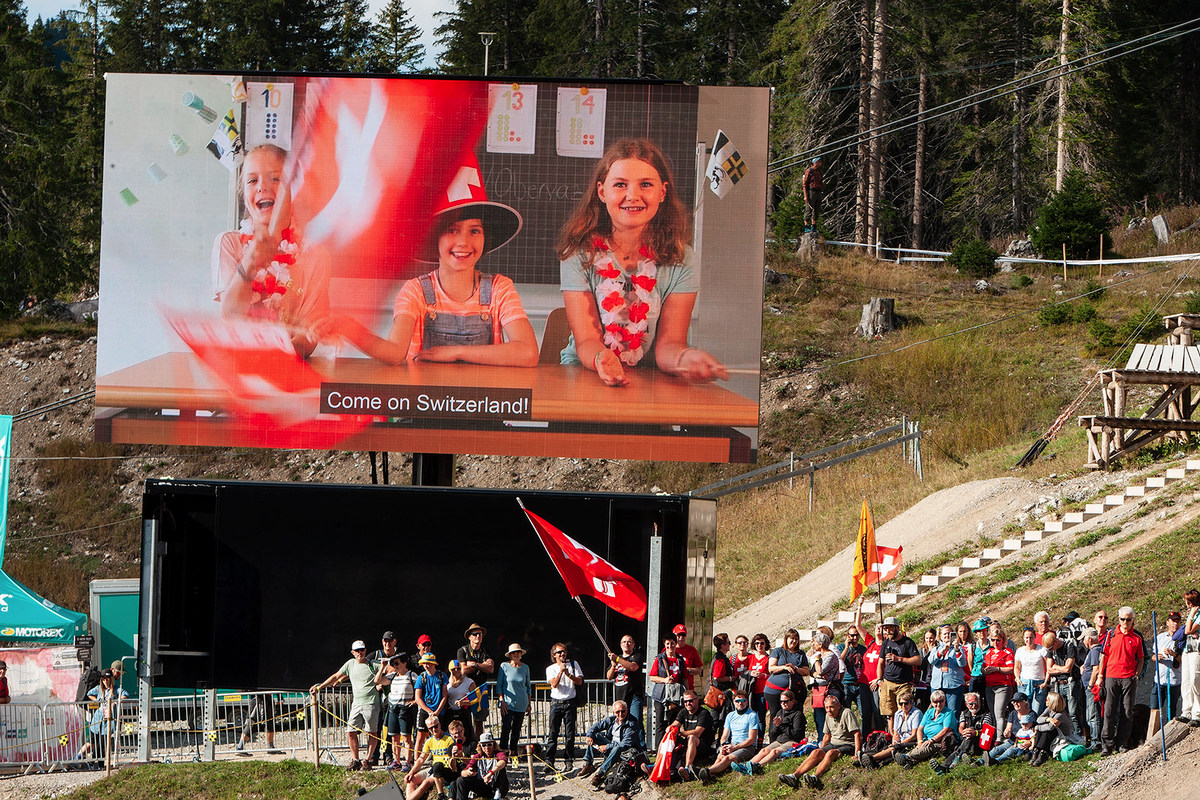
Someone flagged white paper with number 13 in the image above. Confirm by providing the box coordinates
[556,87,606,158]
[487,84,537,155]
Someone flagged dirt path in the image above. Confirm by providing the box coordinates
[715,469,1146,638]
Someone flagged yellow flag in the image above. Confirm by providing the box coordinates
[850,500,879,603]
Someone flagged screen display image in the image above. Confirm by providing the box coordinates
[96,74,768,462]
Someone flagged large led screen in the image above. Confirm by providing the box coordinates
[96,74,767,462]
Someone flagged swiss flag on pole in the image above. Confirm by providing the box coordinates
[868,544,904,583]
[520,505,648,621]
[978,722,996,750]
[648,724,678,782]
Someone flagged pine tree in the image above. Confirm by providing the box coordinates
[332,0,372,71]
[0,1,84,316]
[366,0,425,73]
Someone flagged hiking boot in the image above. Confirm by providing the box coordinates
[804,774,823,790]
[576,764,596,779]
[980,751,992,767]
[697,766,712,785]
[893,752,910,769]
[779,773,799,789]
[348,759,362,771]
[751,762,764,774]
[677,766,693,781]
[729,762,746,775]
[590,770,606,788]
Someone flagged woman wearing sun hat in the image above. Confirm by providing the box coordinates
[333,154,537,366]
[496,642,532,755]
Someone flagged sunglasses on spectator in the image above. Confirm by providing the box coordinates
[735,639,748,645]
[781,698,794,704]
[554,650,566,656]
[899,700,911,706]
[734,698,748,704]
[684,698,698,704]
[1119,617,1132,621]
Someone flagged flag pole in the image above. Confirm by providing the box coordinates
[517,497,615,656]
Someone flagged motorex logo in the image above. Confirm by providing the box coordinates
[0,626,65,639]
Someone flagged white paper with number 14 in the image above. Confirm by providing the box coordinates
[556,87,606,158]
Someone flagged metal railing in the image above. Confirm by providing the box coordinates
[689,418,923,503]
[0,679,653,772]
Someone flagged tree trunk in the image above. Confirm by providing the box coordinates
[636,0,645,78]
[1054,0,1070,191]
[856,298,897,339]
[867,0,888,249]
[856,0,871,244]
[1010,0,1026,229]
[911,69,927,250]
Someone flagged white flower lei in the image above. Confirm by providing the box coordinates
[594,250,660,366]
[239,220,299,312]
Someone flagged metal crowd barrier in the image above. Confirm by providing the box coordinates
[0,679,631,771]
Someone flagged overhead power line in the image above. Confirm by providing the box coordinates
[770,15,1200,174]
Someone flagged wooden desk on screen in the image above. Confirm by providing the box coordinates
[95,353,759,462]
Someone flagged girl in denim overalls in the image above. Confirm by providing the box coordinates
[336,161,538,367]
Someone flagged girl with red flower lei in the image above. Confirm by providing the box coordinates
[556,139,727,387]
[212,144,330,358]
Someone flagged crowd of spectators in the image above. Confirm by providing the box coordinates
[299,594,1199,795]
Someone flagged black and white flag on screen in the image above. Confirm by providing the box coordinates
[706,129,747,198]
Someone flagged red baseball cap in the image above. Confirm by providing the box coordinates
[417,634,432,646]
[673,624,687,635]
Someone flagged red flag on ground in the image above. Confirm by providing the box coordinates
[648,724,678,782]
[520,506,648,621]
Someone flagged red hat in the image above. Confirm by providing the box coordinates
[415,152,521,263]
[673,624,688,635]
[417,634,433,646]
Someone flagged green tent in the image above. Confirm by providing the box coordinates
[0,570,88,644]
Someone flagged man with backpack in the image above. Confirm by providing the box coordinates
[576,700,642,788]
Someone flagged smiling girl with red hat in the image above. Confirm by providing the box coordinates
[334,157,537,366]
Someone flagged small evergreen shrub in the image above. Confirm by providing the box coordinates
[1014,274,1033,288]
[1082,280,1106,303]
[1184,294,1200,314]
[1038,303,1073,326]
[1030,171,1112,259]
[1072,302,1098,323]
[773,190,806,245]
[946,239,1000,279]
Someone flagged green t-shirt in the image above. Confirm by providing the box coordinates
[824,705,860,748]
[340,658,379,706]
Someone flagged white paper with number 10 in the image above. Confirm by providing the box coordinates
[487,84,537,155]
[556,87,606,158]
[245,82,294,151]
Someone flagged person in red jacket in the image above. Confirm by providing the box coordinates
[1096,606,1145,756]
[672,624,703,691]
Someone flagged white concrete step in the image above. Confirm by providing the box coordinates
[941,566,961,579]
[836,611,855,623]
[861,602,877,614]
[1043,521,1064,533]
[816,619,834,630]
[1104,494,1125,507]
[962,557,981,569]
[1002,538,1023,551]
[900,584,920,596]
[919,574,943,587]
[1167,468,1186,480]
[1024,530,1043,542]
[1146,477,1166,489]
[1064,512,1085,524]
[1085,503,1105,515]
[880,592,898,605]
[1125,486,1145,498]
[981,548,1003,561]
[1186,460,1200,470]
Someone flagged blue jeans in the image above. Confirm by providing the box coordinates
[545,700,577,763]
[989,740,1031,762]
[1085,686,1102,743]
[627,694,646,749]
[583,732,630,774]
[940,686,966,719]
[1020,680,1048,715]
